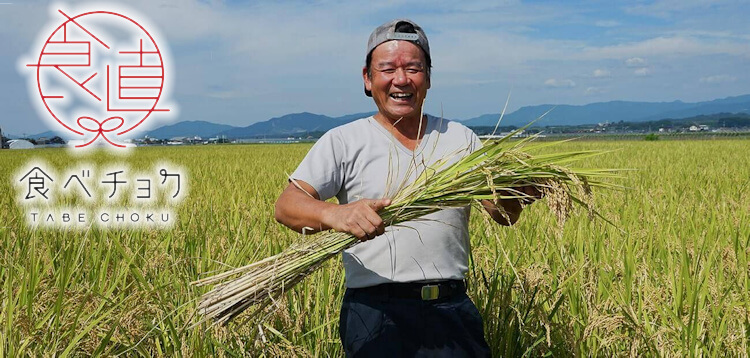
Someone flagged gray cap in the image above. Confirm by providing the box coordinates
[365,19,430,97]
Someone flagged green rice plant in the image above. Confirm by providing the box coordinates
[2,139,749,356]
[192,132,622,326]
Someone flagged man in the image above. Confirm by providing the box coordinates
[275,19,539,357]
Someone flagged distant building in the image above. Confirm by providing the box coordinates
[689,125,709,132]
[8,139,35,149]
[35,136,66,146]
[168,136,186,145]
[478,130,526,139]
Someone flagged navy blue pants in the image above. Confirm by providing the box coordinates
[339,287,491,357]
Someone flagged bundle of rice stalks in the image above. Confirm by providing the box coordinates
[191,130,621,327]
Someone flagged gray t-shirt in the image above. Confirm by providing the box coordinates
[291,115,481,288]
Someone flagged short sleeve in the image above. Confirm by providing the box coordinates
[290,130,344,201]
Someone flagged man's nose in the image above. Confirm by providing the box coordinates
[392,68,408,86]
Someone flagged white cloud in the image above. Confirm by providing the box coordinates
[593,69,611,77]
[579,37,750,62]
[431,29,571,75]
[544,78,576,88]
[699,74,737,83]
[626,0,736,18]
[585,86,605,95]
[625,57,647,67]
[595,20,620,27]
[634,67,651,76]
[662,29,750,41]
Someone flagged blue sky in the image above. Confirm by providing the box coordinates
[1,0,749,135]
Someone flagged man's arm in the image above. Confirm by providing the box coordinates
[274,179,391,241]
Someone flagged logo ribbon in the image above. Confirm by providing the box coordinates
[76,116,126,148]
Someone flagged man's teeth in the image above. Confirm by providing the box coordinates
[390,93,413,99]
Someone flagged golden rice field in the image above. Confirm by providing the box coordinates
[1,139,749,357]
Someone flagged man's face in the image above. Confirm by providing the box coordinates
[363,40,430,122]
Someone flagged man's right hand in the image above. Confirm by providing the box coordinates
[275,180,392,241]
[322,199,391,241]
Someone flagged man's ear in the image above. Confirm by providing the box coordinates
[362,66,372,93]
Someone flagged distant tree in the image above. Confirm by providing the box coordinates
[49,136,66,144]
[722,118,750,128]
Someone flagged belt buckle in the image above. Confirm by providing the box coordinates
[421,284,440,301]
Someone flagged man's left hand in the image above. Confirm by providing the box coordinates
[481,185,544,226]
[514,185,544,204]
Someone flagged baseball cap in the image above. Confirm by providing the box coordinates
[364,19,431,97]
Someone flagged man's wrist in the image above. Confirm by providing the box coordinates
[317,202,336,231]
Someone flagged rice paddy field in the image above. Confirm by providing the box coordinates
[1,139,749,357]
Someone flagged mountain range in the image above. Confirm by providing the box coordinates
[141,112,377,139]
[11,95,750,139]
[462,94,750,127]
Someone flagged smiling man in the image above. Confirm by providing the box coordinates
[275,19,535,357]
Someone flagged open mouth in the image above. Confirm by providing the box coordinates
[389,92,414,101]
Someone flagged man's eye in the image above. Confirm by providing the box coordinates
[407,68,422,74]
[380,68,396,74]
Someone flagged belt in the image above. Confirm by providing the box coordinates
[352,280,466,301]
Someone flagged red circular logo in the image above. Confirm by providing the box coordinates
[25,8,172,148]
